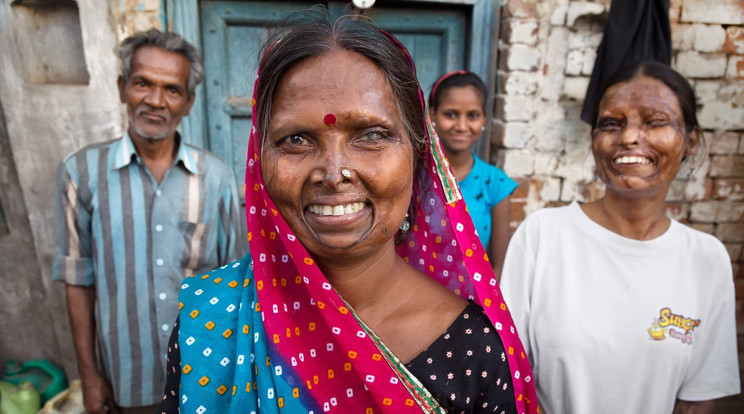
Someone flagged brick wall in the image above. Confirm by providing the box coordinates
[495,0,744,404]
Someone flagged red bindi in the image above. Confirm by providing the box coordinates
[323,113,337,126]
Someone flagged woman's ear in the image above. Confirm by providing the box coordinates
[684,126,702,159]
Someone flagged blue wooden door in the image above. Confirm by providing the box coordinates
[196,1,477,191]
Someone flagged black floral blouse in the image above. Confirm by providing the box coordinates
[159,301,515,413]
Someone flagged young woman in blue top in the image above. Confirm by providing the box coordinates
[429,71,517,280]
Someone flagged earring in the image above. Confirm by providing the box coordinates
[432,121,436,128]
[481,126,486,131]
[400,213,410,232]
[341,168,352,178]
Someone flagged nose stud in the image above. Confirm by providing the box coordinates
[341,168,352,178]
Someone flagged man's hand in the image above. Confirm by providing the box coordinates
[81,372,119,414]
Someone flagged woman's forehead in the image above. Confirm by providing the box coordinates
[281,50,387,93]
[270,49,399,120]
[600,75,681,115]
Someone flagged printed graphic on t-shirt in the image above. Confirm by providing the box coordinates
[647,307,701,345]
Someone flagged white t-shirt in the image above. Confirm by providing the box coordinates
[501,202,740,414]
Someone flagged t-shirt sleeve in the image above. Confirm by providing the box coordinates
[677,245,740,401]
[500,219,537,371]
[486,166,517,207]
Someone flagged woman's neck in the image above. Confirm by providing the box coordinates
[319,242,409,312]
[581,190,672,240]
[444,149,475,182]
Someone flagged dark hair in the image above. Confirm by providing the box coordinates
[428,71,488,112]
[255,8,427,166]
[117,28,204,98]
[593,61,699,134]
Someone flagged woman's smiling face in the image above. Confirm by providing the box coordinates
[261,49,414,262]
[592,75,697,196]
[431,85,486,155]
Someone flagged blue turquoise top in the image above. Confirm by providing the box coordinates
[458,155,517,248]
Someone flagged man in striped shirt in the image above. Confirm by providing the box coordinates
[53,29,244,414]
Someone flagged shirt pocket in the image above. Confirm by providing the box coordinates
[178,219,217,275]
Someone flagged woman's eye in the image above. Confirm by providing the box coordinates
[597,118,621,131]
[647,118,667,128]
[361,131,385,141]
[282,135,310,146]
[467,112,482,121]
[444,112,457,119]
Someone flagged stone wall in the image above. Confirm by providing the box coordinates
[495,0,744,403]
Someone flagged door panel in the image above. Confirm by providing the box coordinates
[200,1,467,190]
[360,8,466,96]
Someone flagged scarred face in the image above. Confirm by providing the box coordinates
[261,49,414,262]
[118,46,195,142]
[592,75,698,196]
[430,85,486,155]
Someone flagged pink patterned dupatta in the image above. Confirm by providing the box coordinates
[244,32,538,414]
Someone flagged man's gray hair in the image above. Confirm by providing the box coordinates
[117,28,204,98]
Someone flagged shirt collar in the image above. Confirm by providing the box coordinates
[113,131,201,175]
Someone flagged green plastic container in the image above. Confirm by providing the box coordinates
[3,360,67,405]
[0,380,40,414]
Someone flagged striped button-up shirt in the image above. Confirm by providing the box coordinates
[53,133,245,406]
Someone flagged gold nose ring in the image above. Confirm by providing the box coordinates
[341,168,352,178]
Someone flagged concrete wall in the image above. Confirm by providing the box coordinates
[494,0,744,407]
[0,0,122,375]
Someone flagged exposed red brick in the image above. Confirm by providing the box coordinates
[502,0,539,19]
[724,26,744,55]
[510,199,527,223]
[511,177,531,200]
[736,279,744,300]
[544,201,569,208]
[714,178,744,201]
[666,202,691,222]
[491,122,506,148]
[726,243,743,261]
[710,155,744,177]
[717,223,744,242]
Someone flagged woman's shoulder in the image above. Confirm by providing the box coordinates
[471,155,514,182]
[179,253,254,305]
[517,202,578,230]
[669,221,731,269]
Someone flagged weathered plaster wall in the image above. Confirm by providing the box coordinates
[495,0,744,407]
[0,0,122,374]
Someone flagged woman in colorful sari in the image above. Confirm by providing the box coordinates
[159,10,537,414]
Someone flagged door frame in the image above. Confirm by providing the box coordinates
[166,0,499,157]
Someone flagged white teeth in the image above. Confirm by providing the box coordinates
[614,156,651,165]
[309,202,365,216]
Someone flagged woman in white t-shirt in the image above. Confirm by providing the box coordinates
[501,61,740,414]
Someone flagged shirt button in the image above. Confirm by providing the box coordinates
[155,224,163,232]
[156,189,162,197]
[159,292,167,300]
[161,324,169,332]
[156,258,164,266]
